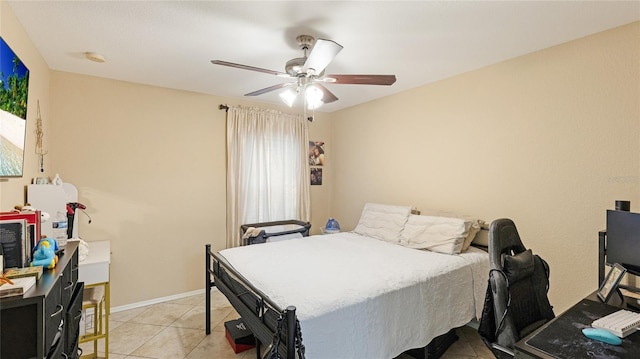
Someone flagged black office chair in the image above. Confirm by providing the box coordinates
[478,218,555,358]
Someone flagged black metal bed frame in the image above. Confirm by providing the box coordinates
[206,244,299,359]
[205,243,467,359]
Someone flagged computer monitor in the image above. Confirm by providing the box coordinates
[607,209,640,276]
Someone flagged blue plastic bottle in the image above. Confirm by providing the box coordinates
[326,218,340,232]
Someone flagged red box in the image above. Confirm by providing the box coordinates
[224,318,255,353]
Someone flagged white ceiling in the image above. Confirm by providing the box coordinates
[7,1,640,113]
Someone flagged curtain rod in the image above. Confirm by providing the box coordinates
[218,104,313,122]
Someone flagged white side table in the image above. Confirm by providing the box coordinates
[77,240,111,358]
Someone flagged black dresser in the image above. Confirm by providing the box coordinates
[1,241,83,359]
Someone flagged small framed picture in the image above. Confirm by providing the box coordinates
[598,263,627,303]
[310,168,322,185]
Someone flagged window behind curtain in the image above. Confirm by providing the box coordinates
[226,106,310,248]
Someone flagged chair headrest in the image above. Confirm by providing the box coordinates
[489,218,528,270]
[502,249,535,282]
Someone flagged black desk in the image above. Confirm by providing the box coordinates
[514,293,640,358]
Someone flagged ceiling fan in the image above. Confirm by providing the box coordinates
[211,35,396,109]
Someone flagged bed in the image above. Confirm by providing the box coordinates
[206,203,490,359]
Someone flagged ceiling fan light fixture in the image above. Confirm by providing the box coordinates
[305,85,323,110]
[279,88,298,107]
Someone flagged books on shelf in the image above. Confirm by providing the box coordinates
[3,266,43,280]
[0,276,36,298]
[0,210,41,244]
[1,211,41,267]
[0,219,30,268]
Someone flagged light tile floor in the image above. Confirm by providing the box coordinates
[80,289,496,359]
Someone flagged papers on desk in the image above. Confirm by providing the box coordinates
[3,266,43,280]
[0,276,36,298]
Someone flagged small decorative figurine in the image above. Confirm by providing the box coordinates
[31,238,59,269]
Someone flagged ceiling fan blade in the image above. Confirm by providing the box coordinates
[302,39,343,75]
[315,84,339,103]
[245,83,294,97]
[324,74,397,85]
[211,60,290,78]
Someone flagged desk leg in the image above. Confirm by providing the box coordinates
[105,281,110,358]
[599,230,606,286]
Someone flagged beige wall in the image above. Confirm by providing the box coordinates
[48,72,331,306]
[0,1,51,209]
[330,22,640,312]
[307,113,332,234]
[49,73,226,306]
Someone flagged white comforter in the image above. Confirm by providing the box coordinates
[219,232,489,359]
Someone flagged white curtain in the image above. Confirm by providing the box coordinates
[226,105,310,248]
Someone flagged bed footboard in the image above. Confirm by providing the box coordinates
[206,244,301,359]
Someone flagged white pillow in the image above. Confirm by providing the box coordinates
[399,215,470,254]
[462,219,483,251]
[418,209,484,252]
[471,227,489,247]
[353,203,412,244]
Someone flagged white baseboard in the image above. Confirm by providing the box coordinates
[111,288,214,313]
